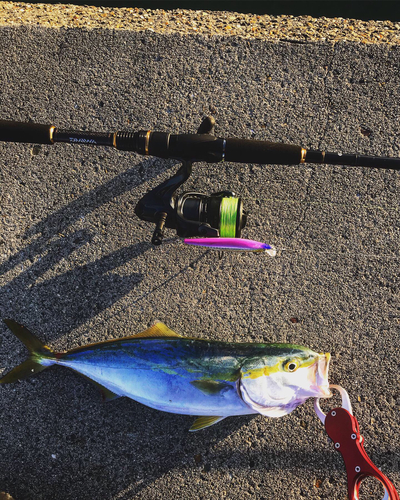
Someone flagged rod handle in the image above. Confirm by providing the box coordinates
[116,131,304,165]
[224,137,303,165]
[0,120,54,144]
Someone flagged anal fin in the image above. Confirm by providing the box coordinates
[189,416,226,432]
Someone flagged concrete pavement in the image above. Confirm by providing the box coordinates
[0,5,399,499]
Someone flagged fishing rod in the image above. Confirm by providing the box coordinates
[2,116,400,168]
[1,117,399,248]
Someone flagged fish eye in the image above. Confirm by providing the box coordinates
[285,361,298,372]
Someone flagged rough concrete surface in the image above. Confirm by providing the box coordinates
[0,3,399,500]
[1,2,400,43]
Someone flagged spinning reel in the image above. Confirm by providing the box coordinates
[133,117,247,245]
[134,117,246,245]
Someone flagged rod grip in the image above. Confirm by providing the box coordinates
[224,138,302,165]
[0,120,54,144]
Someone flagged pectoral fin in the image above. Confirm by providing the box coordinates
[190,379,232,395]
[189,416,226,432]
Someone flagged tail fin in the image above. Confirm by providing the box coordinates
[0,319,54,384]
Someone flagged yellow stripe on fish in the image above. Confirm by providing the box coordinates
[241,355,317,380]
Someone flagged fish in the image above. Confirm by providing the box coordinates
[0,319,331,431]
[184,237,277,256]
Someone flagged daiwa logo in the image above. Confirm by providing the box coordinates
[69,137,97,144]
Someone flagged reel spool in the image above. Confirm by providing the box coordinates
[177,192,246,239]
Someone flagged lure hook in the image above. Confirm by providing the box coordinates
[314,385,399,500]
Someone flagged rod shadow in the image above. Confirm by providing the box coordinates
[0,155,179,333]
[0,156,174,278]
[0,230,151,335]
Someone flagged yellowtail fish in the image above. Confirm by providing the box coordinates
[0,319,331,431]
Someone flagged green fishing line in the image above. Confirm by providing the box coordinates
[219,197,239,237]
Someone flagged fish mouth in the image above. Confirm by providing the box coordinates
[313,352,331,398]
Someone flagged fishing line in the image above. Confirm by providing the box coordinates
[219,197,239,237]
[274,246,400,261]
[240,193,400,260]
[245,194,400,216]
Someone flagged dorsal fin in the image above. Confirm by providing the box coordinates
[66,322,182,354]
[132,322,182,339]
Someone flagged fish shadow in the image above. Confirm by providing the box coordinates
[104,401,400,500]
[1,374,388,500]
